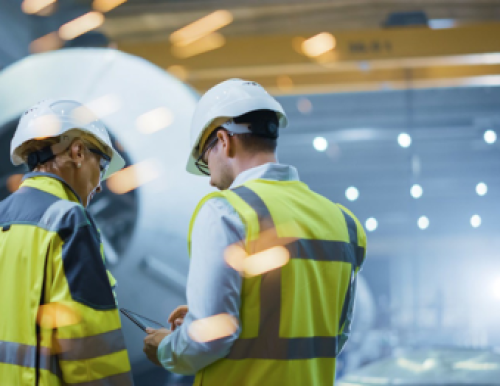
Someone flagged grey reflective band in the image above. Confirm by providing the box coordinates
[338,208,358,335]
[0,340,60,377]
[58,329,127,361]
[65,371,134,386]
[229,336,340,360]
[0,339,132,385]
[229,186,357,360]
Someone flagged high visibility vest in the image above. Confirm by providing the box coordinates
[0,173,134,386]
[188,178,367,386]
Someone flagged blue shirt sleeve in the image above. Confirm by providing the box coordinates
[157,197,245,375]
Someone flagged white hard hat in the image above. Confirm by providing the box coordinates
[186,79,288,175]
[11,99,125,180]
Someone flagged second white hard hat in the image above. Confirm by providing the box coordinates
[11,99,125,180]
[186,79,288,175]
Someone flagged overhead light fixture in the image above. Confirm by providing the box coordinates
[398,133,412,148]
[171,33,225,58]
[59,12,105,41]
[313,137,328,152]
[301,33,336,57]
[410,184,423,199]
[345,187,359,201]
[365,218,378,232]
[484,130,497,144]
[429,19,456,30]
[418,216,429,230]
[170,10,233,47]
[470,215,481,228]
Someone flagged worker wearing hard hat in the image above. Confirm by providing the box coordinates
[143,79,367,385]
[0,100,134,385]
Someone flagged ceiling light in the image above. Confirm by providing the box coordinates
[301,32,336,57]
[365,218,378,232]
[484,130,497,144]
[476,182,488,196]
[313,137,328,152]
[170,10,233,47]
[346,187,359,201]
[470,215,481,228]
[398,133,412,148]
[410,184,423,199]
[418,216,429,230]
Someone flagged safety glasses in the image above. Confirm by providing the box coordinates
[88,148,111,180]
[194,136,219,176]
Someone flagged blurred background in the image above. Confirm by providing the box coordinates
[1,0,500,385]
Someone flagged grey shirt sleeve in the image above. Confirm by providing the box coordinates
[157,197,245,374]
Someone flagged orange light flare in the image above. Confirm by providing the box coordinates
[33,114,62,139]
[188,313,239,343]
[167,65,189,81]
[21,0,56,15]
[59,12,105,41]
[276,75,294,92]
[106,159,160,194]
[30,32,63,53]
[224,227,296,277]
[7,174,24,193]
[92,0,127,13]
[136,107,174,134]
[37,302,81,330]
[72,95,121,125]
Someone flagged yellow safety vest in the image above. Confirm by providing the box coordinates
[188,178,367,386]
[0,173,133,386]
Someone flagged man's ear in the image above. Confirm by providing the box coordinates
[218,130,235,158]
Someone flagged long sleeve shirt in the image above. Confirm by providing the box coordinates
[157,163,300,374]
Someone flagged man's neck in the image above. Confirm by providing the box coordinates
[232,152,277,179]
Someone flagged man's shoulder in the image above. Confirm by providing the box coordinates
[197,195,238,218]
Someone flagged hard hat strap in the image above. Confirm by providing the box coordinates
[27,146,56,171]
[26,135,73,171]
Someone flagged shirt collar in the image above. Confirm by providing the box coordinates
[20,172,83,205]
[229,163,300,189]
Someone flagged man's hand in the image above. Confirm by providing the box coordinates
[143,328,171,366]
[168,305,188,331]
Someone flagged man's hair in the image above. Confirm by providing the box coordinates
[234,109,278,153]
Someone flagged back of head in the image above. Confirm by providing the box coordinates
[186,79,288,175]
[232,109,279,153]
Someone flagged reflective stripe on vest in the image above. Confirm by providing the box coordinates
[61,372,135,386]
[0,330,131,384]
[227,186,360,360]
[0,340,61,377]
[58,328,127,361]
